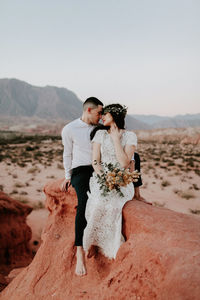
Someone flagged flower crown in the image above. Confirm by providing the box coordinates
[103,105,127,116]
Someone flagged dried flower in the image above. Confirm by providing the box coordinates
[96,162,140,197]
[103,105,127,117]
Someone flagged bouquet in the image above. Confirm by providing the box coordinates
[95,162,140,197]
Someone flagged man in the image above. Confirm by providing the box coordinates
[131,152,151,204]
[61,97,103,276]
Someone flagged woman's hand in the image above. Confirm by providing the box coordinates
[109,124,123,142]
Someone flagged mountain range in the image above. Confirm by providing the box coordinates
[0,78,199,130]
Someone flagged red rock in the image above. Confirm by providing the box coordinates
[1,179,200,300]
[0,192,33,282]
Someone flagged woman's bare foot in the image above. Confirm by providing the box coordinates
[75,246,87,276]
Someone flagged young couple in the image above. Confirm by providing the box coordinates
[61,97,143,276]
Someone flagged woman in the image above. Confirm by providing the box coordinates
[83,103,137,261]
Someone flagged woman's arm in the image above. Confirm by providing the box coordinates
[114,140,135,168]
[92,142,103,175]
[110,125,135,168]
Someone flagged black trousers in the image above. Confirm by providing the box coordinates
[133,152,142,187]
[71,165,94,246]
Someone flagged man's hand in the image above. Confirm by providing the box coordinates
[129,160,135,172]
[60,178,71,192]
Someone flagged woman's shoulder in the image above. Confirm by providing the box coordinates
[92,129,106,143]
[123,130,137,145]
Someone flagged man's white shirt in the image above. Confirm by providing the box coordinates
[61,118,95,180]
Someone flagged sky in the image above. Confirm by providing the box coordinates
[0,0,200,116]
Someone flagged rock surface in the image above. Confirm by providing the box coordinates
[0,192,33,291]
[1,179,200,300]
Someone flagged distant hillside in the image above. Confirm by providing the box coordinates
[1,78,199,130]
[0,78,83,121]
[125,115,150,130]
[0,78,150,131]
[131,114,200,129]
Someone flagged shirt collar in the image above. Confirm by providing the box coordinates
[78,118,94,128]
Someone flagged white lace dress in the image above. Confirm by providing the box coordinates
[83,130,137,259]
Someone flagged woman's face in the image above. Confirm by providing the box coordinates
[102,112,113,126]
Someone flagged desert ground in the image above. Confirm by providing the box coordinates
[0,128,200,254]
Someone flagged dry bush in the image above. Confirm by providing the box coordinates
[179,191,195,200]
[28,167,40,174]
[152,202,165,207]
[11,189,18,194]
[190,209,200,215]
[20,191,28,195]
[13,196,29,204]
[161,180,171,187]
[32,201,45,210]
[57,163,64,169]
[14,182,25,188]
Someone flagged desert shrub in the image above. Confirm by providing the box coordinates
[153,202,165,207]
[190,209,200,215]
[14,196,29,204]
[194,169,200,176]
[46,175,55,179]
[14,182,25,188]
[18,162,27,168]
[20,191,28,195]
[11,189,18,194]
[161,180,171,187]
[57,163,63,169]
[26,146,35,151]
[192,184,199,190]
[32,201,45,210]
[28,167,40,174]
[179,191,195,200]
[173,188,181,194]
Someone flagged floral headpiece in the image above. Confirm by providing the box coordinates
[103,104,127,117]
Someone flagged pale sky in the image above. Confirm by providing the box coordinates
[0,0,200,116]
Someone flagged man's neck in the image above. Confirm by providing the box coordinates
[80,114,91,125]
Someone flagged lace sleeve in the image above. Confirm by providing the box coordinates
[92,130,104,144]
[125,131,137,147]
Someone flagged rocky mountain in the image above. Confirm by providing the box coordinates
[0,78,150,131]
[1,78,199,130]
[0,78,83,121]
[125,115,150,130]
[131,113,200,129]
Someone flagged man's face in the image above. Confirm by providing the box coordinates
[90,105,103,125]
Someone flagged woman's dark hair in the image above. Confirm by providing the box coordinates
[90,103,127,140]
[103,103,127,130]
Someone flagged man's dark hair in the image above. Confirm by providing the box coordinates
[83,97,103,111]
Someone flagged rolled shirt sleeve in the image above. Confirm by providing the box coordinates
[61,126,73,180]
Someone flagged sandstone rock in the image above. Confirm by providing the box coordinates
[0,192,33,279]
[1,179,200,300]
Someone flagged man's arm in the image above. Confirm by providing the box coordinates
[61,126,73,191]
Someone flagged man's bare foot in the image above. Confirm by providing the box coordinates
[75,246,87,276]
[87,245,97,258]
[133,195,152,205]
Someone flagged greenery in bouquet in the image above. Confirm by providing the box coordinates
[94,161,140,197]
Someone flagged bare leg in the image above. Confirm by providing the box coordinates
[75,246,87,276]
[133,187,152,205]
